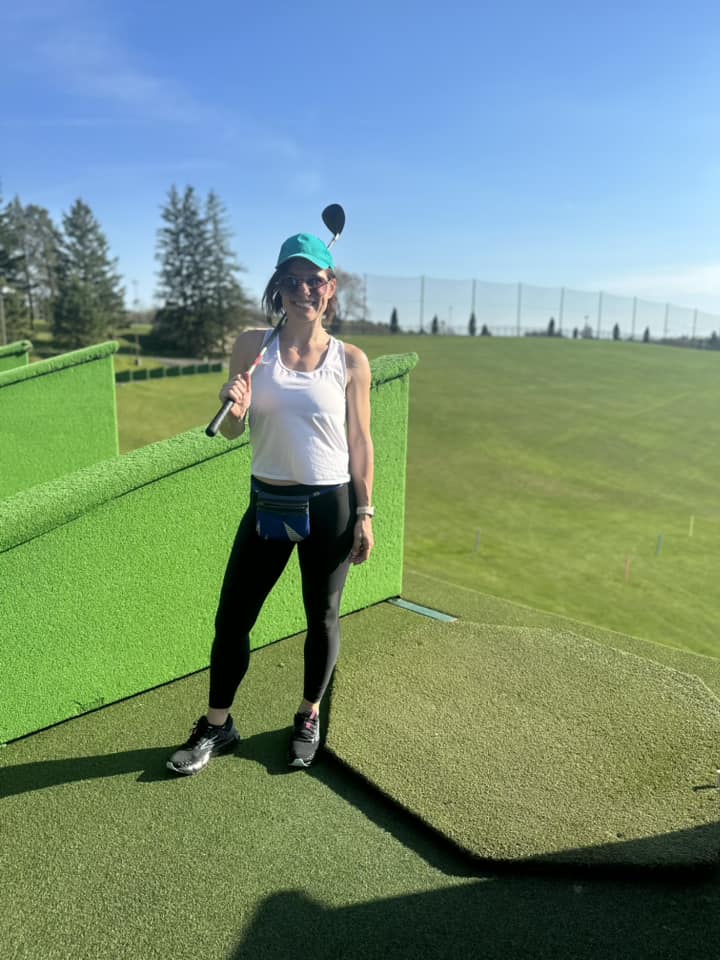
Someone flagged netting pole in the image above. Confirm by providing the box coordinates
[516,282,522,336]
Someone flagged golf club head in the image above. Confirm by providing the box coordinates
[322,204,345,247]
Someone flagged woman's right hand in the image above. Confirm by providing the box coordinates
[220,371,252,420]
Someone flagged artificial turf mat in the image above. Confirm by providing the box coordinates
[325,612,720,870]
[4,586,720,959]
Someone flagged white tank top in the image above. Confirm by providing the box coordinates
[248,332,351,484]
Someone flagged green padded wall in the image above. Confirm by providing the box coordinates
[0,339,33,373]
[0,353,418,743]
[0,341,119,498]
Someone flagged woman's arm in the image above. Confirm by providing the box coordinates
[344,343,374,564]
[218,329,267,440]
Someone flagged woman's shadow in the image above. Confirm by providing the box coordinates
[0,727,299,800]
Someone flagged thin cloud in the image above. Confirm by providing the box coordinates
[594,264,720,314]
[36,28,210,125]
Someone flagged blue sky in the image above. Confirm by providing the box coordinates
[2,0,719,333]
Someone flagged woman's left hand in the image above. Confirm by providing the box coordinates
[350,517,374,565]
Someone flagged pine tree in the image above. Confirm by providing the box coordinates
[5,198,62,328]
[155,186,249,356]
[0,194,32,341]
[54,199,125,348]
[205,190,251,353]
[390,307,399,334]
[431,314,439,335]
[468,312,477,336]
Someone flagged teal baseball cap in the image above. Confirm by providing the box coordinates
[276,233,335,271]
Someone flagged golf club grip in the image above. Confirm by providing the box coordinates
[205,398,234,437]
[205,326,281,437]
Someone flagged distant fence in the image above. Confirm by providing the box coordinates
[116,360,224,382]
[357,275,720,340]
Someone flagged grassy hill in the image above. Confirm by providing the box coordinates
[115,336,720,657]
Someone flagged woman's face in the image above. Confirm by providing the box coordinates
[279,258,336,324]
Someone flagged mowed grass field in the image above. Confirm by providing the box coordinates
[115,335,720,657]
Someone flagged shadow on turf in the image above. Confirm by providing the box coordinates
[0,726,317,799]
[0,746,177,797]
[314,751,720,880]
[230,880,720,960]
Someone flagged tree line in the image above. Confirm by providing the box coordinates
[0,184,254,356]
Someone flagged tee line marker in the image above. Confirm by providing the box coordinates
[387,597,458,623]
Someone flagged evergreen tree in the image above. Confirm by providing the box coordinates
[205,190,251,352]
[0,194,31,341]
[155,185,249,356]
[469,312,477,336]
[431,314,439,335]
[390,307,399,334]
[480,323,491,336]
[54,199,125,348]
[612,323,620,341]
[547,316,555,337]
[642,326,650,343]
[5,198,62,328]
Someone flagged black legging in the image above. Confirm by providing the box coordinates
[208,479,355,709]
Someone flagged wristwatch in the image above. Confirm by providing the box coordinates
[356,505,376,518]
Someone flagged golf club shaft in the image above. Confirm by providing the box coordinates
[204,328,278,437]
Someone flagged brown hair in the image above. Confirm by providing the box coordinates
[261,261,338,327]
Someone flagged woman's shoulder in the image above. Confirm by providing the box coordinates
[235,326,272,348]
[229,327,273,372]
[337,340,371,387]
[338,340,369,370]
[231,326,272,355]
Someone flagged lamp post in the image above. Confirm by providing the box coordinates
[0,284,11,347]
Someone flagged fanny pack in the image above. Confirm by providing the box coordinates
[253,483,342,543]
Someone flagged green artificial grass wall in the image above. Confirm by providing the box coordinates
[0,341,119,498]
[0,352,418,743]
[0,339,32,372]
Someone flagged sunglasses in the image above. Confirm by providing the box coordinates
[279,276,330,293]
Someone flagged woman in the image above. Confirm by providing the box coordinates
[167,232,374,774]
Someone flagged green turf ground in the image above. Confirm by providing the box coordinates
[4,575,720,960]
[326,611,720,869]
[115,336,720,658]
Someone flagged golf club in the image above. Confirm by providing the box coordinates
[205,204,346,437]
[322,203,345,249]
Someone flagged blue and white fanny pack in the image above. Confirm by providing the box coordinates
[255,488,311,542]
[253,483,343,543]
